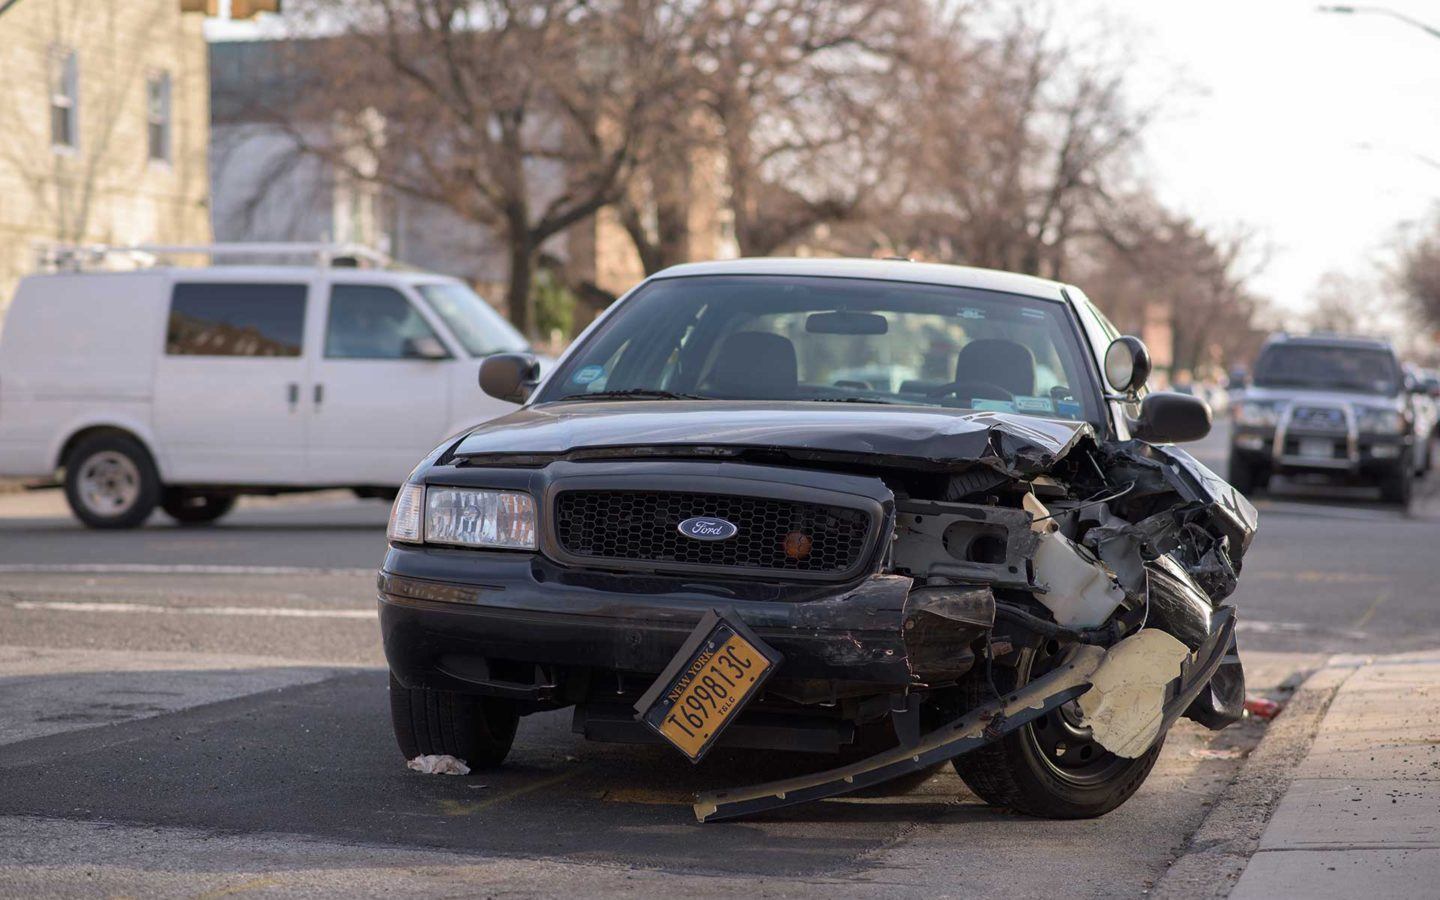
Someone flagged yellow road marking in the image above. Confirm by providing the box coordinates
[1353,589,1390,630]
[1250,570,1387,585]
[596,786,693,805]
[435,768,585,816]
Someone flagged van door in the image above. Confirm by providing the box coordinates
[306,282,452,486]
[153,280,313,484]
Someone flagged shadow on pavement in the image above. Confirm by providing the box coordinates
[0,670,964,877]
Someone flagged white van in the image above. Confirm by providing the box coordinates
[0,244,543,528]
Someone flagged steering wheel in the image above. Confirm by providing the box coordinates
[926,379,1016,402]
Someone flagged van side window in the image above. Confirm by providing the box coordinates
[325,285,443,360]
[167,283,306,357]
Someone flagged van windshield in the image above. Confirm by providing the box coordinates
[416,283,529,357]
[536,275,1100,425]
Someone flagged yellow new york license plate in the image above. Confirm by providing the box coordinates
[635,612,780,762]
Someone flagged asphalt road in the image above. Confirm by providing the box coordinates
[1,421,1436,896]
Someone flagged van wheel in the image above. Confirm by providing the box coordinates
[161,490,236,525]
[63,434,160,529]
[953,641,1163,818]
[389,673,518,769]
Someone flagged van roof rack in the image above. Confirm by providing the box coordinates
[34,242,394,272]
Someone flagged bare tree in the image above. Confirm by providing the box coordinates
[1398,210,1440,333]
[271,0,696,335]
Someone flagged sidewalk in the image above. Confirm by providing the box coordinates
[1232,650,1440,897]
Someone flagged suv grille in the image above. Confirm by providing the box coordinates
[553,490,873,577]
[1290,405,1347,432]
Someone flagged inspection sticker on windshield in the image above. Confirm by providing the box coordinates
[572,364,605,385]
[634,610,782,763]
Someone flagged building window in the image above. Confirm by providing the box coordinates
[146,71,171,163]
[50,48,79,150]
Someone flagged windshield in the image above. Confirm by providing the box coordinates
[416,282,529,357]
[1253,344,1400,396]
[536,275,1101,424]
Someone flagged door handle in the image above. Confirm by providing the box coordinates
[313,383,324,407]
[286,382,299,410]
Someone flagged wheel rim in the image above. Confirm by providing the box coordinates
[77,451,141,516]
[1021,639,1132,786]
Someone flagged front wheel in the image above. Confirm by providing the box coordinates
[953,641,1163,818]
[389,673,518,769]
[63,433,160,529]
[1380,455,1414,507]
[1227,454,1268,496]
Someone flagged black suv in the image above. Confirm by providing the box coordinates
[379,259,1256,822]
[1229,333,1420,504]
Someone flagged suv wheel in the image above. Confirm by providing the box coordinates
[389,673,518,769]
[1380,454,1414,507]
[1227,455,1268,495]
[953,641,1163,818]
[63,434,160,529]
[161,489,237,525]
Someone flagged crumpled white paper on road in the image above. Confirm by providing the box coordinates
[407,754,471,775]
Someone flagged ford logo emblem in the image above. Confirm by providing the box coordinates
[678,516,738,541]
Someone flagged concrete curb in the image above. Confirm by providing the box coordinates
[1150,658,1360,899]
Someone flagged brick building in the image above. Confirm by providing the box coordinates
[0,0,212,313]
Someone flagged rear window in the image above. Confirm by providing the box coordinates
[167,283,307,357]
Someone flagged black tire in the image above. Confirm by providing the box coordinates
[161,489,237,525]
[952,643,1163,819]
[1226,454,1268,495]
[1380,455,1414,507]
[389,673,518,769]
[62,433,160,529]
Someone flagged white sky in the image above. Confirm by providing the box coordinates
[1074,0,1440,321]
[210,2,1440,322]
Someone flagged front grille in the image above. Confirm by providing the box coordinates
[1291,406,1347,431]
[553,490,873,577]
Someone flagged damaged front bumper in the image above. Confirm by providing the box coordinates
[379,549,992,710]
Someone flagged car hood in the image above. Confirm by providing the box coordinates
[450,401,1096,475]
[1240,385,1402,409]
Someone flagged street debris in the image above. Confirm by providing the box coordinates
[407,754,471,775]
[1189,747,1246,760]
[1244,697,1283,720]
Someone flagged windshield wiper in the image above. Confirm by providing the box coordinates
[556,389,708,402]
[807,396,904,405]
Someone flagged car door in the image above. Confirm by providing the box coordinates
[152,279,314,484]
[307,281,453,486]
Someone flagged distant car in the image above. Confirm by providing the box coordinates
[1229,333,1421,504]
[0,244,545,528]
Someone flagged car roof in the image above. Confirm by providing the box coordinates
[649,258,1071,302]
[1264,332,1396,352]
[21,266,459,286]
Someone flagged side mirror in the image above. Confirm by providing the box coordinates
[1103,336,1152,396]
[479,353,541,404]
[403,335,449,360]
[1132,391,1211,444]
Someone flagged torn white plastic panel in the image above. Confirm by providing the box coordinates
[1078,630,1190,758]
[1023,494,1127,629]
[406,754,471,775]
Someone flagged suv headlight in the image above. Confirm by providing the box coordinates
[1233,400,1281,427]
[386,484,538,549]
[1355,406,1405,434]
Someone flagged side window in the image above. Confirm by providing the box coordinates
[324,285,443,360]
[167,283,306,357]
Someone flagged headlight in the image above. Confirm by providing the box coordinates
[387,483,425,543]
[425,488,537,549]
[1356,406,1405,434]
[1232,400,1281,427]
